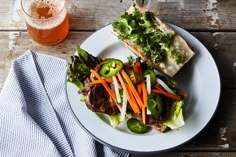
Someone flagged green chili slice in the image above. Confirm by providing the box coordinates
[127,118,150,134]
[100,59,123,78]
[147,92,163,116]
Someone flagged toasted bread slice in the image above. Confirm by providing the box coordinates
[112,3,195,77]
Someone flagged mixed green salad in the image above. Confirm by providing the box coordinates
[68,46,186,134]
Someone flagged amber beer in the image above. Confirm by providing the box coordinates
[21,0,69,45]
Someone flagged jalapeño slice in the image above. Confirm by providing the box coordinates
[127,118,150,134]
[147,92,163,116]
[100,59,123,78]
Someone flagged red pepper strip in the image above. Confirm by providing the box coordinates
[151,89,181,101]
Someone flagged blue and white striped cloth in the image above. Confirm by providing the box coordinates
[0,50,129,157]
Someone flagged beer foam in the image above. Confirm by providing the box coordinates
[24,0,67,30]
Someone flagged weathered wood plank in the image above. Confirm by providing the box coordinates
[0,31,92,90]
[132,152,236,157]
[179,89,236,151]
[0,31,235,152]
[1,0,236,31]
[190,32,236,88]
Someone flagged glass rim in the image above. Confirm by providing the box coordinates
[21,0,66,20]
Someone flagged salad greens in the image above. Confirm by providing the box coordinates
[112,4,184,64]
[68,46,187,134]
[163,101,185,129]
[67,46,102,88]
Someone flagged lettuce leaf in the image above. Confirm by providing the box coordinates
[98,113,132,128]
[107,114,121,128]
[163,101,185,129]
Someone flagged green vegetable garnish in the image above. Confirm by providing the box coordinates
[100,59,124,78]
[163,78,177,89]
[143,69,156,86]
[163,101,185,129]
[127,56,140,67]
[112,5,184,64]
[147,92,163,116]
[127,118,150,134]
[67,46,102,88]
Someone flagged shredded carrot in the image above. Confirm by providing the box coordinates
[133,62,142,76]
[117,72,141,114]
[151,89,181,101]
[142,107,146,124]
[91,78,113,85]
[126,84,140,113]
[120,70,145,107]
[90,69,116,101]
[137,83,143,97]
[140,81,147,124]
[141,81,148,107]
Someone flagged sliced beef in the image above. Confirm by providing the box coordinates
[133,114,168,132]
[150,124,168,133]
[78,78,92,95]
[79,58,120,115]
[134,114,163,125]
[85,84,119,115]
[78,59,111,95]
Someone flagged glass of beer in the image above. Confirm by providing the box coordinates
[21,0,69,45]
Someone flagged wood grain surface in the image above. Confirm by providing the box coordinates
[1,0,236,156]
[2,0,236,31]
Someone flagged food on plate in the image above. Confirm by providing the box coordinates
[67,46,187,133]
[111,3,195,77]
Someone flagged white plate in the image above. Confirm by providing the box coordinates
[66,24,221,153]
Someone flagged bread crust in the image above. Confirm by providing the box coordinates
[112,3,195,77]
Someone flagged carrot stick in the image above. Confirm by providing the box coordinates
[133,62,142,76]
[90,69,116,101]
[120,70,145,107]
[117,72,141,114]
[126,84,140,113]
[141,81,148,107]
[142,107,146,124]
[91,78,113,85]
[137,83,143,96]
[141,81,147,124]
[151,89,181,101]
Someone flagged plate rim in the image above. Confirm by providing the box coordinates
[65,23,221,154]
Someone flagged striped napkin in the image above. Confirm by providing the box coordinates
[0,50,129,157]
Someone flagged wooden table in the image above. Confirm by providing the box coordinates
[1,0,236,156]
